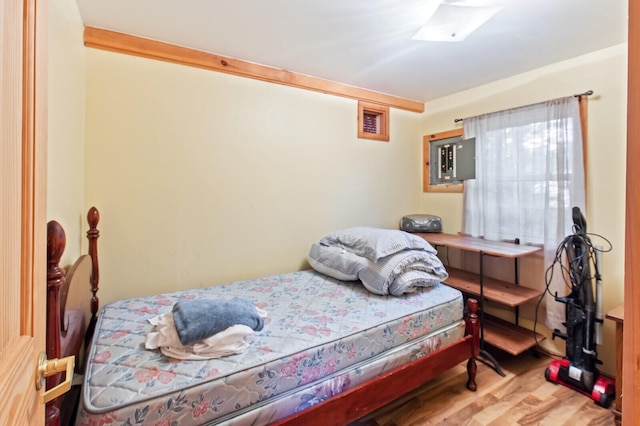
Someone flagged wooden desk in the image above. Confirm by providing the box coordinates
[416,233,543,375]
[606,303,624,425]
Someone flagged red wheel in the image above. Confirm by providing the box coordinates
[598,392,611,408]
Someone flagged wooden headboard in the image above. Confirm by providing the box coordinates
[46,207,101,426]
[85,206,101,347]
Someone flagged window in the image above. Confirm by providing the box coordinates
[358,101,389,141]
[462,97,586,245]
[461,95,587,331]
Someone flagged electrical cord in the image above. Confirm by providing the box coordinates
[532,229,612,358]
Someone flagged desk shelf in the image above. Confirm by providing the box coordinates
[484,315,544,356]
[445,267,542,307]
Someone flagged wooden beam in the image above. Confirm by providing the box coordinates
[83,27,425,113]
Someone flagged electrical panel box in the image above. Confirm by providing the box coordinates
[429,136,476,185]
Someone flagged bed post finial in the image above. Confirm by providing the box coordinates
[86,206,100,347]
[46,220,66,424]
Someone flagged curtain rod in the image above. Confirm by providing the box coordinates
[453,90,593,123]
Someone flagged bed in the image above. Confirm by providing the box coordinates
[46,209,480,426]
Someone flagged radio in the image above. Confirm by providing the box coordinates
[400,214,442,233]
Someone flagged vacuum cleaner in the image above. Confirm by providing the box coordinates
[544,207,615,408]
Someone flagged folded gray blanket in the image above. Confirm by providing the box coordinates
[172,297,264,346]
[358,249,448,296]
[308,227,448,296]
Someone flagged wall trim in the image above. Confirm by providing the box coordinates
[83,26,425,113]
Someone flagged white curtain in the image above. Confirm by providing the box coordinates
[462,96,585,330]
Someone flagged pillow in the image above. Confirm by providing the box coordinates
[308,242,368,281]
[319,227,435,262]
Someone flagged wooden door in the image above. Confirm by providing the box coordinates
[0,0,48,424]
[624,0,640,423]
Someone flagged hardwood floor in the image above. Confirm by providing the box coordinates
[356,351,615,426]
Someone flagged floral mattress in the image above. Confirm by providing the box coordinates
[76,270,464,425]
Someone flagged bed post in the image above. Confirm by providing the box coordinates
[46,220,66,426]
[85,206,100,348]
[465,298,480,391]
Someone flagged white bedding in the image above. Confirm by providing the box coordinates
[308,227,448,295]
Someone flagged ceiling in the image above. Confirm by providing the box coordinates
[74,0,628,102]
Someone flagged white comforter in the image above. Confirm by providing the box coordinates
[308,227,448,296]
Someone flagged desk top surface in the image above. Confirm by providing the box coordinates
[416,233,542,258]
[606,303,624,322]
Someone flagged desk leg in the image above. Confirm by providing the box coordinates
[614,321,623,425]
[478,250,506,377]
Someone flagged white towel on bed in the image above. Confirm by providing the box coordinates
[145,310,266,360]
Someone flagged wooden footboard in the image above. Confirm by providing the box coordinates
[272,298,480,426]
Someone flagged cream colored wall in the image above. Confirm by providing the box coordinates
[84,49,425,305]
[421,44,627,375]
[47,0,87,308]
[47,0,86,260]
